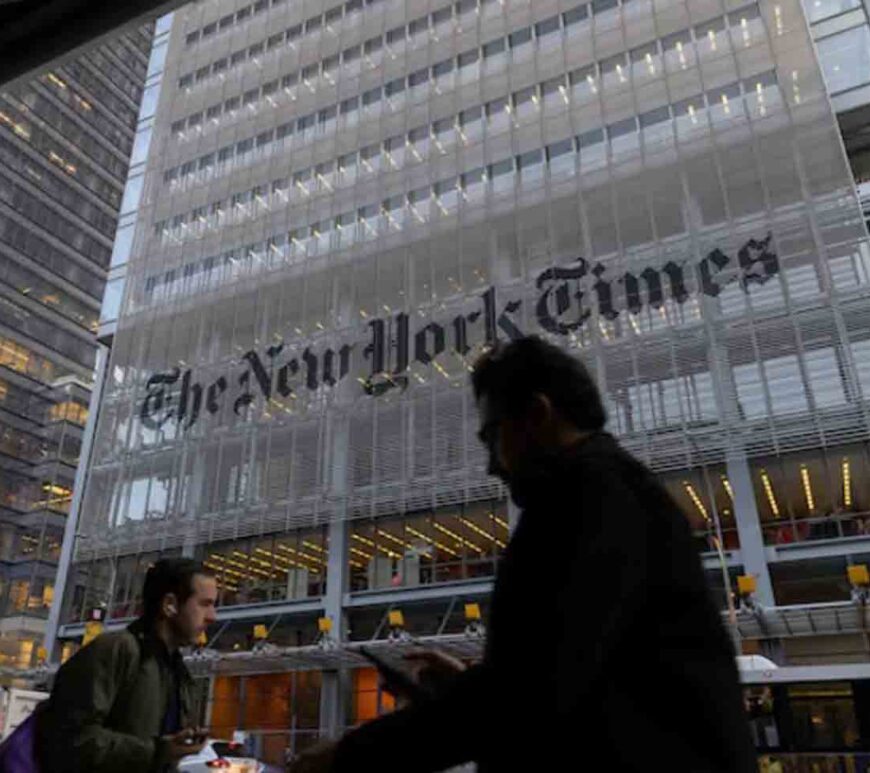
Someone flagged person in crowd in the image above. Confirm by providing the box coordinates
[38,557,218,772]
[290,336,757,772]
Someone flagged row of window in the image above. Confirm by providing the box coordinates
[178,0,637,90]
[165,15,766,194]
[184,0,369,48]
[163,26,772,199]
[0,336,54,383]
[63,444,870,612]
[0,291,98,371]
[0,217,105,300]
[0,469,73,515]
[0,96,131,186]
[33,75,135,159]
[172,0,761,142]
[58,61,142,159]
[155,71,779,254]
[0,136,120,244]
[0,173,111,267]
[83,48,144,106]
[48,398,88,425]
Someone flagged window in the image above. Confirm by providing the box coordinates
[592,0,618,13]
[536,15,560,37]
[482,38,506,58]
[385,78,405,97]
[578,127,605,149]
[547,138,574,162]
[344,45,361,64]
[409,18,428,37]
[458,50,479,68]
[364,37,383,54]
[433,60,454,78]
[409,68,429,87]
[640,106,670,128]
[509,27,532,48]
[803,0,861,23]
[433,7,452,26]
[486,97,509,118]
[818,25,870,94]
[363,87,382,106]
[563,6,589,27]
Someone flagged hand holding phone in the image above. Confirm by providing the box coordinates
[358,647,432,703]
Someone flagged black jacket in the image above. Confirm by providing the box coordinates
[334,433,757,772]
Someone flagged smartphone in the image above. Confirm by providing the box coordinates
[358,647,432,702]
[185,729,208,745]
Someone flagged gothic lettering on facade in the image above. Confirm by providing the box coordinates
[140,235,778,429]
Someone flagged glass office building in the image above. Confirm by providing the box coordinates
[49,0,870,757]
[0,27,153,669]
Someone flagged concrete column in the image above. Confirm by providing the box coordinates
[318,415,351,738]
[182,450,208,558]
[726,454,776,607]
[44,343,110,660]
[704,314,776,608]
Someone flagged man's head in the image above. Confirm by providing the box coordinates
[142,558,217,647]
[472,336,606,482]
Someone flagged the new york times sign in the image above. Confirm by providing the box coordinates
[140,235,777,430]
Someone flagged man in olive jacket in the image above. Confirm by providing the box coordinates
[38,558,218,772]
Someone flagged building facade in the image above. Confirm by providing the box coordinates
[48,0,870,760]
[0,25,154,669]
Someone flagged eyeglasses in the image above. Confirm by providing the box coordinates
[478,419,499,449]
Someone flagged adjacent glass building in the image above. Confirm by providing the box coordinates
[48,0,870,760]
[0,26,153,669]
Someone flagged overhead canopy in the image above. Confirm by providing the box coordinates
[0,0,184,88]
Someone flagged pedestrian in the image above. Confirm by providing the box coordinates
[290,336,756,772]
[37,557,218,772]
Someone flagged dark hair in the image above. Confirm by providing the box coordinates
[142,558,213,621]
[471,336,606,431]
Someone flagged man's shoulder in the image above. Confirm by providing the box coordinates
[568,437,652,491]
[63,627,140,672]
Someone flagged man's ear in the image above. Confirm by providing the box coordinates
[526,393,554,429]
[163,592,179,617]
